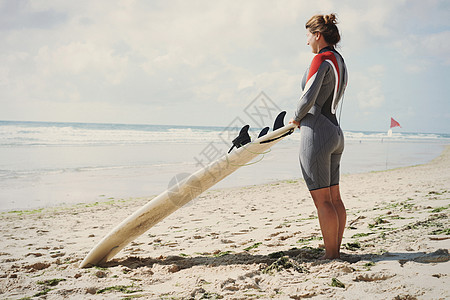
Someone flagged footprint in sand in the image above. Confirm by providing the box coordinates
[354,271,395,282]
[231,232,247,236]
[35,246,50,250]
[50,252,65,258]
[220,239,235,244]
[25,253,44,257]
[269,231,285,237]
[23,262,51,272]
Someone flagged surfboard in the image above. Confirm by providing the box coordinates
[79,112,296,268]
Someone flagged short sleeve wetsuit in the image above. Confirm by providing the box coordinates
[294,46,348,191]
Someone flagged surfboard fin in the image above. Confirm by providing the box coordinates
[258,127,270,138]
[228,125,251,153]
[259,111,295,144]
[273,111,287,131]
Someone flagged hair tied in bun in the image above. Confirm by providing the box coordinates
[324,13,337,25]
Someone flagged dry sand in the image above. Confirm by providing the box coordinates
[1,146,449,299]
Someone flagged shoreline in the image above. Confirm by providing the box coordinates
[0,146,449,299]
[1,142,448,214]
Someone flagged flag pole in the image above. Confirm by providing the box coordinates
[386,117,401,170]
[385,131,390,170]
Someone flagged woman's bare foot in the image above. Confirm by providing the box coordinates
[319,253,340,260]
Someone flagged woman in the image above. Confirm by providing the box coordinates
[289,13,348,259]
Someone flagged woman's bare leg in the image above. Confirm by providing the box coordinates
[330,184,346,250]
[310,187,340,259]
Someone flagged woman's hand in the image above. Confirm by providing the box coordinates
[289,119,300,129]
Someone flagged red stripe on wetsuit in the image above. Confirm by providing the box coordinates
[306,51,340,92]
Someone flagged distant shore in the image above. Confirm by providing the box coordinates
[0,146,449,299]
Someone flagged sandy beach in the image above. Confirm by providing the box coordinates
[1,146,449,299]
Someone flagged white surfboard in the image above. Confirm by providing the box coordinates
[80,113,296,268]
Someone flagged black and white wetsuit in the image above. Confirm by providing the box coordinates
[294,46,348,191]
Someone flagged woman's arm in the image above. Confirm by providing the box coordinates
[294,55,330,123]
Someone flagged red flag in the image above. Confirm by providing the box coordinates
[390,117,401,129]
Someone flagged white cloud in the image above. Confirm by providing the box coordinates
[35,43,128,81]
[339,0,405,51]
[353,65,386,110]
[396,31,450,66]
[0,67,9,86]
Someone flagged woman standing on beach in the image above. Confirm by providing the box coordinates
[289,14,348,259]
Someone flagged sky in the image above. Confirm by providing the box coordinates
[1,0,449,133]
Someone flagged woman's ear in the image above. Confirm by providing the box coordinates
[315,32,321,40]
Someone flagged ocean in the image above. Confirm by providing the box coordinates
[1,120,448,211]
